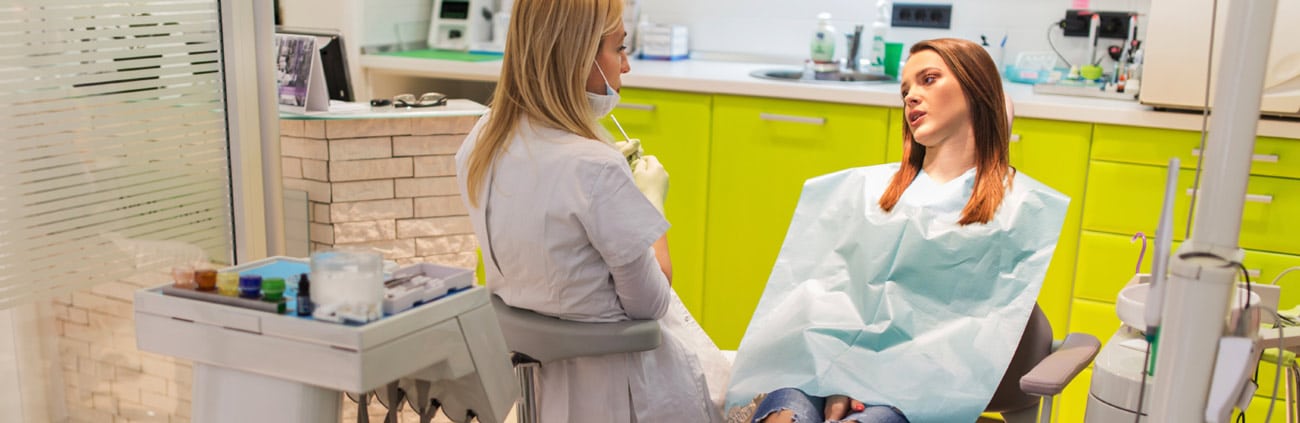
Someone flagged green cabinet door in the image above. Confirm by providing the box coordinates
[1008,118,1092,339]
[704,95,889,349]
[886,108,905,162]
[601,88,712,318]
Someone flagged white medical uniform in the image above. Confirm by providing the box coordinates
[455,113,721,423]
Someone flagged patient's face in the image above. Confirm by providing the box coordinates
[900,50,971,149]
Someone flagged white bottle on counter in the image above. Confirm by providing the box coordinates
[811,13,837,63]
[869,0,891,74]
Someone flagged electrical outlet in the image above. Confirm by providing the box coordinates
[892,3,953,29]
[1062,10,1135,39]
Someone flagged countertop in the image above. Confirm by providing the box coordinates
[279,99,487,120]
[360,55,1300,138]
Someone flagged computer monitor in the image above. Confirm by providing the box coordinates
[275,27,353,102]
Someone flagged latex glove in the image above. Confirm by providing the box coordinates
[631,155,668,214]
[614,138,643,165]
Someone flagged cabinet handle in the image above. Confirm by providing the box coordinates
[1185,188,1273,204]
[759,113,826,125]
[616,103,656,111]
[1191,149,1279,163]
[1010,134,1022,142]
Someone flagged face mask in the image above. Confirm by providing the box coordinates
[586,62,620,118]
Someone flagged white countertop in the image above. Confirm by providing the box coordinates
[360,55,1300,139]
[280,99,487,120]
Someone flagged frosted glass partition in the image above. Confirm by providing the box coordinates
[0,0,235,309]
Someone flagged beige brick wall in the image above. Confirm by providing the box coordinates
[52,270,192,423]
[281,115,481,265]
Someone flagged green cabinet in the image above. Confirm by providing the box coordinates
[703,95,890,349]
[1066,124,1300,423]
[1008,119,1092,339]
[888,112,1092,339]
[601,88,713,317]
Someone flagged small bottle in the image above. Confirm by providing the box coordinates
[869,0,891,74]
[262,277,286,303]
[238,274,262,299]
[296,275,314,316]
[216,272,239,296]
[810,13,837,63]
[194,269,217,291]
[171,266,195,289]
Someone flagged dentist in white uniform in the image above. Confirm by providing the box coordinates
[454,0,721,421]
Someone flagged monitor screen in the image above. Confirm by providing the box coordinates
[275,27,353,102]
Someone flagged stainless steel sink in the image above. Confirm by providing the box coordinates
[749,68,895,84]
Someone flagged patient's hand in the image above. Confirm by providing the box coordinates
[824,395,866,421]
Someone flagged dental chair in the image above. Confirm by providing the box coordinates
[489,294,663,423]
[986,304,1101,423]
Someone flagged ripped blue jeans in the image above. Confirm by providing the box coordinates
[751,387,909,423]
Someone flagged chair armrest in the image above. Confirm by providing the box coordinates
[491,294,661,364]
[1020,333,1101,396]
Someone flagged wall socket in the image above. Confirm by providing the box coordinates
[892,3,952,29]
[1062,10,1135,39]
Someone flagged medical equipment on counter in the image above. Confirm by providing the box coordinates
[726,164,1069,422]
[134,256,517,423]
[428,0,493,51]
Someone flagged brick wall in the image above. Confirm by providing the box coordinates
[51,270,191,423]
[280,115,482,268]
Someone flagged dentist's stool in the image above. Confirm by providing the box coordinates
[985,304,1101,423]
[490,294,662,423]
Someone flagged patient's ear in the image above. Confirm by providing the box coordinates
[1004,95,1015,129]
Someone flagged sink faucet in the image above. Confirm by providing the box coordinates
[845,24,865,72]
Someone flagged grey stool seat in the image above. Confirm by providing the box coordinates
[490,294,662,422]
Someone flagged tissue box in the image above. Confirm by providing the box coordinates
[639,24,689,60]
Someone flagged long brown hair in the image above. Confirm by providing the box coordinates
[463,0,625,207]
[878,38,1012,225]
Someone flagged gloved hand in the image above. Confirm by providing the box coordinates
[614,138,643,166]
[631,155,668,215]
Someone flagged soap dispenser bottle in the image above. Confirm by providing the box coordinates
[869,0,891,74]
[811,13,837,63]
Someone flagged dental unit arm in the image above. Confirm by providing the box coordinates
[1145,0,1280,421]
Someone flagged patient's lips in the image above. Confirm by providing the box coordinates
[908,110,927,126]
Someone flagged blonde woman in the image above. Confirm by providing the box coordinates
[454,0,722,421]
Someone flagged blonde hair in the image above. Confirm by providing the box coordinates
[464,0,625,207]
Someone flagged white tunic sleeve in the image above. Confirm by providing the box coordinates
[581,161,670,267]
[582,161,672,319]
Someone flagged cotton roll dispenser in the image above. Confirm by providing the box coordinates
[310,249,384,324]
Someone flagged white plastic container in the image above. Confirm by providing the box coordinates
[811,13,837,63]
[311,248,384,323]
[639,23,690,60]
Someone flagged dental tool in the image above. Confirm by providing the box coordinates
[1145,157,1179,338]
[609,113,632,141]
